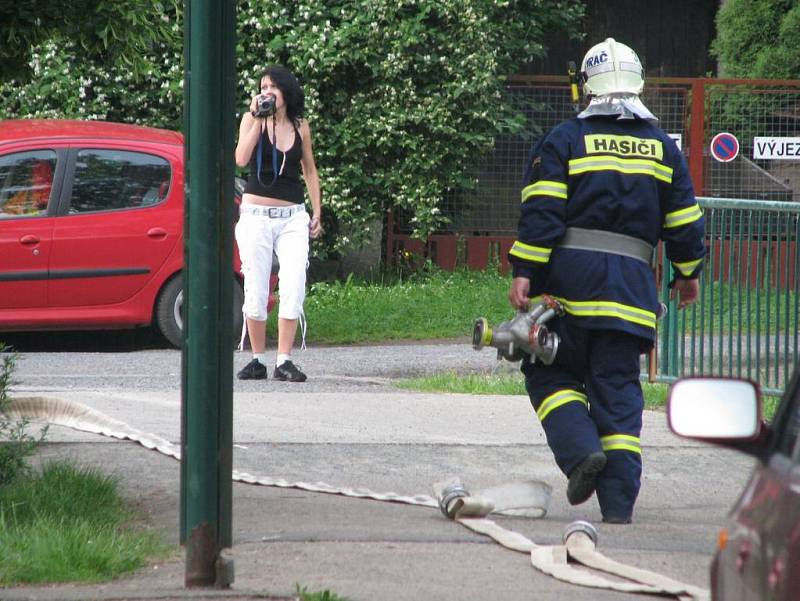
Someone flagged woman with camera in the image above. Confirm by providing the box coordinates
[234,64,322,383]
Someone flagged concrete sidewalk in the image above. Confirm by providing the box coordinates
[1,345,755,601]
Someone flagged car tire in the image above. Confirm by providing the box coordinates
[155,274,245,349]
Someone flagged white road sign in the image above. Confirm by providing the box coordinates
[753,137,800,160]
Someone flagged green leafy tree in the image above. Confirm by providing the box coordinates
[235,0,582,253]
[712,0,800,77]
[710,0,800,157]
[0,0,181,83]
[0,0,583,256]
[0,1,182,127]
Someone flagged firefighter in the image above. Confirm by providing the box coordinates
[508,38,705,524]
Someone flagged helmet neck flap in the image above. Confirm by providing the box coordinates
[578,94,658,122]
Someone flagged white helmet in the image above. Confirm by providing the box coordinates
[580,38,644,97]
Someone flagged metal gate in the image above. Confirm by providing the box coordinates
[657,197,799,395]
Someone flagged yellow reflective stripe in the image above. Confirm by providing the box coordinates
[601,434,642,454]
[521,180,568,202]
[528,295,656,329]
[559,298,655,329]
[509,240,552,264]
[537,389,588,421]
[664,204,703,228]
[568,155,673,183]
[673,258,702,277]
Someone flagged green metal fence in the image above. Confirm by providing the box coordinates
[654,197,800,395]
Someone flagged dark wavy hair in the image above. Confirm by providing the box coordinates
[260,65,304,126]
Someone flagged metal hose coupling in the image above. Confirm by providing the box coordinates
[438,482,470,518]
[472,295,565,364]
[562,520,599,546]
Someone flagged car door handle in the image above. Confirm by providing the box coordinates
[147,227,168,239]
[19,234,40,245]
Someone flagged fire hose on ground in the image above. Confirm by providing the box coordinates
[4,395,707,601]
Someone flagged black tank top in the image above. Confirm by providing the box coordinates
[244,124,304,204]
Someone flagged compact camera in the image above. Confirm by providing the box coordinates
[254,94,276,118]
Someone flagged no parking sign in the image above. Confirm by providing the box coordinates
[710,132,740,162]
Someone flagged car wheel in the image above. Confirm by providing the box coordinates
[155,274,245,348]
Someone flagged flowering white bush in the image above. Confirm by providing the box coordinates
[0,0,582,257]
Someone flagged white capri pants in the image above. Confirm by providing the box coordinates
[235,203,310,325]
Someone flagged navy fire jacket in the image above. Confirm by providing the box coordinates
[508,115,706,343]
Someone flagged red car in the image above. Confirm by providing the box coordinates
[0,119,274,347]
[667,368,800,601]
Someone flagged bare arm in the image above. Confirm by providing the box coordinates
[299,119,322,238]
[234,97,264,167]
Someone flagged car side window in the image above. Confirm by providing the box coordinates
[772,374,800,460]
[0,150,57,219]
[69,149,171,214]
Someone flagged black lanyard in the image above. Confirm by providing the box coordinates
[256,114,280,188]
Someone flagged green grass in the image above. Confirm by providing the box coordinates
[680,281,799,334]
[396,371,668,409]
[287,265,792,409]
[265,267,799,344]
[396,371,783,419]
[0,461,169,585]
[269,267,512,344]
[397,370,527,396]
[762,394,782,420]
[297,584,351,601]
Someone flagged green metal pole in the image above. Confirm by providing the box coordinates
[180,0,236,588]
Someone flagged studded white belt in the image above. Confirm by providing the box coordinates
[239,203,304,218]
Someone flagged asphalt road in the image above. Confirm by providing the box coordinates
[1,331,756,601]
[4,330,519,393]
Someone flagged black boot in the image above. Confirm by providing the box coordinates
[566,451,607,505]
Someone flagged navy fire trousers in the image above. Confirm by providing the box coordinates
[521,319,645,520]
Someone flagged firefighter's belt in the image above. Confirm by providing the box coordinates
[559,227,654,265]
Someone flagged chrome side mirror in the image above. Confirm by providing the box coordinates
[667,377,760,440]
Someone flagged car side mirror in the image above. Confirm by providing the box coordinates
[667,377,761,440]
